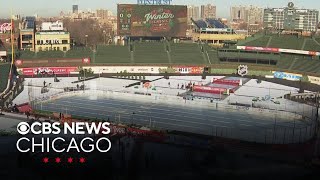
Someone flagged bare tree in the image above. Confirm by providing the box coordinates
[63,19,113,47]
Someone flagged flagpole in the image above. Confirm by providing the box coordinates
[10,8,14,66]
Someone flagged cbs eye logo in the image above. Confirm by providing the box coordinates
[17,122,30,135]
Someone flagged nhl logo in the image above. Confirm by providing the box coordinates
[238,65,248,77]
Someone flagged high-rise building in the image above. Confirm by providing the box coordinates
[263,2,319,32]
[248,6,264,24]
[187,5,200,23]
[72,5,79,14]
[230,6,247,21]
[96,9,110,19]
[230,5,263,24]
[20,16,36,51]
[201,4,216,19]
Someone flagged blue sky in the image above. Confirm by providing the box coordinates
[0,0,318,18]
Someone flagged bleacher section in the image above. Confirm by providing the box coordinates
[240,35,320,51]
[275,54,320,74]
[268,35,304,49]
[193,20,207,29]
[19,51,35,59]
[303,39,320,51]
[206,19,227,28]
[218,50,280,64]
[36,51,64,59]
[65,48,92,58]
[170,43,204,64]
[13,41,320,76]
[276,55,295,70]
[243,36,271,47]
[0,63,10,93]
[192,18,227,29]
[203,45,220,64]
[94,45,131,64]
[134,42,169,64]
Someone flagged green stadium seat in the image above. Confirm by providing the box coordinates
[170,43,204,64]
[133,42,169,64]
[0,63,10,93]
[65,48,92,58]
[95,45,131,64]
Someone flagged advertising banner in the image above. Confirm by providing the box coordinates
[0,51,7,56]
[241,46,279,53]
[41,21,64,31]
[273,71,302,81]
[117,4,187,37]
[193,85,226,94]
[308,75,320,85]
[21,67,78,75]
[174,67,203,74]
[0,23,12,33]
[86,66,203,74]
[87,66,164,74]
[237,46,320,56]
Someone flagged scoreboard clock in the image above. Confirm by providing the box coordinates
[119,8,132,34]
[288,2,294,8]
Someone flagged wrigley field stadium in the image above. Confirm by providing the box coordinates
[0,1,320,179]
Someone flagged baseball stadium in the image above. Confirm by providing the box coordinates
[0,2,320,172]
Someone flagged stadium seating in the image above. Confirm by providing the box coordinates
[303,39,320,51]
[243,36,271,47]
[133,42,169,64]
[94,45,131,64]
[65,48,92,58]
[193,20,208,29]
[276,55,295,70]
[241,35,310,50]
[275,54,320,75]
[218,50,280,62]
[36,51,64,59]
[19,50,36,59]
[268,35,304,49]
[203,45,220,64]
[0,63,10,93]
[206,19,227,28]
[169,43,205,64]
[236,34,264,46]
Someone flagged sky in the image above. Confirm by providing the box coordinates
[0,0,319,18]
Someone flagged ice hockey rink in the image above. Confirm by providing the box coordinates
[12,76,318,144]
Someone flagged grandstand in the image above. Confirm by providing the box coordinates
[193,19,208,29]
[304,39,320,52]
[218,50,279,65]
[242,36,271,47]
[133,42,169,64]
[65,47,92,58]
[95,45,131,64]
[0,63,10,93]
[205,18,228,29]
[14,36,320,76]
[268,35,304,49]
[239,34,320,51]
[169,43,206,64]
[193,18,228,29]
